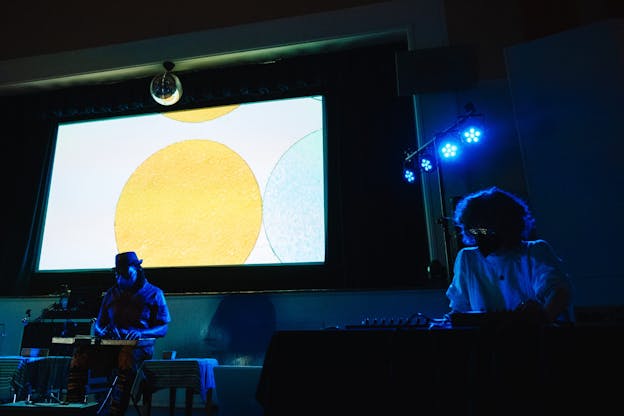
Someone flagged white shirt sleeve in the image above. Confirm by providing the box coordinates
[528,240,572,306]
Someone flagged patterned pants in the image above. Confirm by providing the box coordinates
[66,345,150,416]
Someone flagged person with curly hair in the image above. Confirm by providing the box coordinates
[446,186,574,324]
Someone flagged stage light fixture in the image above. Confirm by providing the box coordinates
[439,140,460,159]
[418,152,437,172]
[461,126,481,143]
[459,103,484,145]
[150,61,183,106]
[401,102,484,182]
[403,159,417,184]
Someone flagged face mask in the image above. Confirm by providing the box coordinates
[475,234,502,257]
[115,265,138,290]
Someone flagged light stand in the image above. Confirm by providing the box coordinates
[404,102,481,167]
[403,102,483,281]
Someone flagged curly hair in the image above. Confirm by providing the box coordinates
[453,186,535,246]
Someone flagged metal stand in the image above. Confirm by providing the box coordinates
[96,375,118,416]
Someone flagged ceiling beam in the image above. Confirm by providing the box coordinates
[0,0,448,96]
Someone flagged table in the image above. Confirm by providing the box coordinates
[0,356,71,403]
[131,358,219,416]
[256,325,624,416]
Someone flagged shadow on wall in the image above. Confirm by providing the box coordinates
[204,293,276,365]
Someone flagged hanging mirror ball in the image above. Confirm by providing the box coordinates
[150,72,183,106]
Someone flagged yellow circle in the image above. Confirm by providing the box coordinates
[163,104,239,123]
[115,139,261,267]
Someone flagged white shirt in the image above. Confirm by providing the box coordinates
[446,240,573,321]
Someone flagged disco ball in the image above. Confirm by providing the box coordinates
[150,70,182,106]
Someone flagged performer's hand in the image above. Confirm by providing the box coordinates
[124,329,142,340]
[105,325,122,339]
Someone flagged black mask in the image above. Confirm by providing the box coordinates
[475,234,502,257]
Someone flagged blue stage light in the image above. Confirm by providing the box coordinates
[439,141,459,159]
[401,102,484,178]
[462,126,482,144]
[418,153,436,172]
[403,166,417,183]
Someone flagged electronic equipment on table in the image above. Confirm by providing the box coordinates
[51,336,155,347]
[342,310,546,331]
[344,313,435,330]
[447,310,544,327]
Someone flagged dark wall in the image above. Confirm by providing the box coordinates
[506,19,624,306]
[1,0,387,60]
[2,1,623,79]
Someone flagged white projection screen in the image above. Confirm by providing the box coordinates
[36,95,326,271]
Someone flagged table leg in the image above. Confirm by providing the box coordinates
[204,388,213,416]
[169,387,176,416]
[143,391,152,416]
[185,388,194,416]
